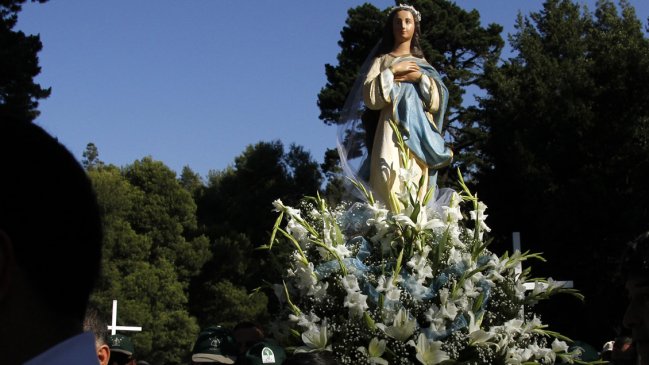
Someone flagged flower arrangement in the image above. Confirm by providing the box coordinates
[264,129,602,364]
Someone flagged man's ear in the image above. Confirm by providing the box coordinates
[97,344,110,365]
[0,229,14,300]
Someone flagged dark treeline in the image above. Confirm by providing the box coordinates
[4,0,649,363]
[477,0,649,347]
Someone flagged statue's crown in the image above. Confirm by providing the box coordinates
[390,4,421,22]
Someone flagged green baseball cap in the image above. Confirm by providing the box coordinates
[243,340,286,365]
[192,326,238,364]
[109,334,135,356]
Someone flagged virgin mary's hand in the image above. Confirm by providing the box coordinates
[394,70,423,83]
[390,61,419,76]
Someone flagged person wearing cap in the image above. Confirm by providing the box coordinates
[0,122,104,365]
[191,326,238,364]
[610,336,637,365]
[232,322,266,358]
[239,340,286,365]
[623,231,649,365]
[109,334,137,365]
[230,322,286,365]
[601,340,614,362]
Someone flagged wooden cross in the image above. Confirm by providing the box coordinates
[107,300,143,335]
[512,232,574,290]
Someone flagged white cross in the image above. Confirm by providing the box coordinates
[107,300,143,335]
[512,232,574,290]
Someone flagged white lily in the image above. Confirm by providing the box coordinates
[447,247,463,265]
[462,276,481,298]
[357,337,389,365]
[272,198,285,212]
[288,311,321,331]
[393,208,444,232]
[438,288,459,320]
[287,218,310,246]
[442,195,463,225]
[376,275,402,302]
[377,307,417,341]
[424,305,447,334]
[407,246,434,283]
[551,338,569,353]
[272,198,302,219]
[409,333,449,365]
[340,274,368,318]
[344,291,369,318]
[522,316,543,335]
[535,346,556,364]
[467,311,494,346]
[287,258,317,293]
[341,274,360,292]
[331,243,352,258]
[504,347,524,365]
[365,199,388,221]
[307,281,328,300]
[502,318,524,336]
[295,319,331,352]
[469,201,491,234]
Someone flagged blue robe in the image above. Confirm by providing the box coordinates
[390,56,453,172]
[363,54,453,208]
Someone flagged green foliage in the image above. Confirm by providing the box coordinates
[317,0,504,185]
[85,144,319,361]
[123,157,211,281]
[88,160,209,364]
[321,148,346,205]
[179,165,204,199]
[90,165,139,221]
[91,260,199,364]
[190,140,323,329]
[0,0,50,123]
[317,3,385,125]
[211,233,252,279]
[192,279,269,329]
[196,141,322,249]
[82,142,104,169]
[477,0,649,345]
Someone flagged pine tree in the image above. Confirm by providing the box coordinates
[477,0,649,344]
[0,0,50,123]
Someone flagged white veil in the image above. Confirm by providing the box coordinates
[336,42,380,201]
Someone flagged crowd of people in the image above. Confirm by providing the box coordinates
[0,122,341,364]
[0,98,648,364]
[82,309,336,365]
[185,322,338,365]
[81,314,341,365]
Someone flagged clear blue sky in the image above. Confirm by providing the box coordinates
[16,1,649,179]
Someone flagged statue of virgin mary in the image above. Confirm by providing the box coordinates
[337,4,453,211]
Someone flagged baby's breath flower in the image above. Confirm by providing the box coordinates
[269,181,585,365]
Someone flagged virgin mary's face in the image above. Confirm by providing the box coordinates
[392,10,416,44]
